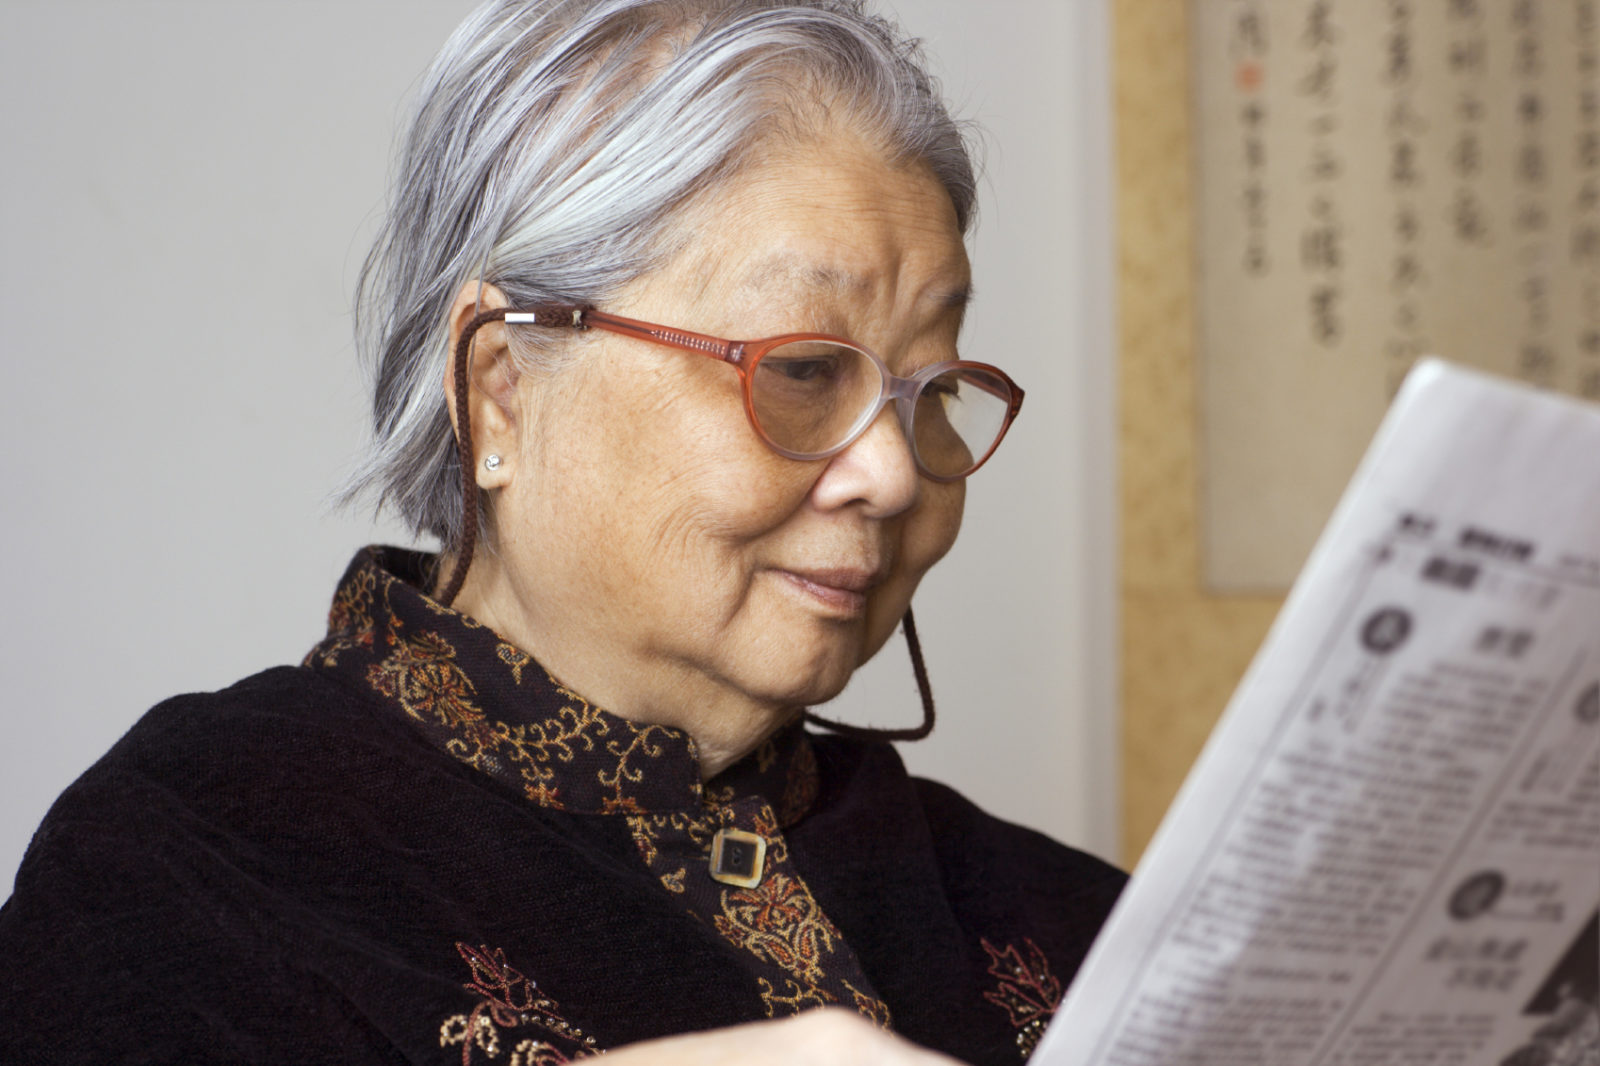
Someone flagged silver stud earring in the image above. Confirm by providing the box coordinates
[483,454,502,472]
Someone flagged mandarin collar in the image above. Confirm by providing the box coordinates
[303,546,818,822]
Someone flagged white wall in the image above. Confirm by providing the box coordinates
[0,0,1117,889]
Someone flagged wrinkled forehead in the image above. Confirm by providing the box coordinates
[731,257,972,321]
[647,131,972,335]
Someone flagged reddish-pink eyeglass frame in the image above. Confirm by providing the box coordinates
[460,305,1024,482]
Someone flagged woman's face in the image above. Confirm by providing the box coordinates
[478,129,970,750]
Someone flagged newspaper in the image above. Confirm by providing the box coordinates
[1036,360,1600,1066]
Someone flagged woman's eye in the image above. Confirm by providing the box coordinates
[779,360,828,381]
[767,354,841,382]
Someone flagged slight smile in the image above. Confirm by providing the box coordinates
[774,568,881,617]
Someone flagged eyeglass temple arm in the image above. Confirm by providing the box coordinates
[505,307,746,364]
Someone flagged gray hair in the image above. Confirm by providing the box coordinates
[345,0,978,549]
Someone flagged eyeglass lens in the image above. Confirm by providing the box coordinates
[748,341,1012,478]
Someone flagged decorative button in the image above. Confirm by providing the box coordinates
[709,828,767,889]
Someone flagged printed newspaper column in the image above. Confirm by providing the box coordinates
[1036,361,1600,1065]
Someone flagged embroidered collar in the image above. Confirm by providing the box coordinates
[304,546,818,822]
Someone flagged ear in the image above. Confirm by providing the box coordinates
[443,280,522,490]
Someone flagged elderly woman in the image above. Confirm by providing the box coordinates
[0,0,1122,1062]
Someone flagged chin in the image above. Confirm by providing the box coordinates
[745,640,862,710]
[798,669,856,708]
[787,668,860,710]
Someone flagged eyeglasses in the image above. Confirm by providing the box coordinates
[461,305,1024,481]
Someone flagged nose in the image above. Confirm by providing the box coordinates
[808,403,920,517]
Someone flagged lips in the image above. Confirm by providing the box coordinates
[775,566,885,616]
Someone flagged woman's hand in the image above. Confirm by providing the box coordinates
[601,1009,968,1065]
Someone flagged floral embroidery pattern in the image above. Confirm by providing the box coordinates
[757,976,831,1016]
[748,805,791,865]
[714,874,840,985]
[306,551,708,812]
[478,703,610,806]
[497,642,533,682]
[981,937,1063,1058]
[307,550,894,1035]
[626,810,715,867]
[369,629,488,733]
[304,564,378,668]
[843,981,894,1030]
[596,727,677,814]
[439,943,598,1065]
[625,803,892,1024]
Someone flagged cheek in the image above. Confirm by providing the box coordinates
[905,480,965,574]
[643,449,819,584]
[530,361,814,597]
[861,481,965,661]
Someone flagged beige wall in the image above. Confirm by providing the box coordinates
[1114,0,1283,861]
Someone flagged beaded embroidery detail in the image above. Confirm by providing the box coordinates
[981,937,1064,1058]
[439,943,599,1065]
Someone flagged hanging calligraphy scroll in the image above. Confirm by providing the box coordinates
[1196,0,1599,589]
